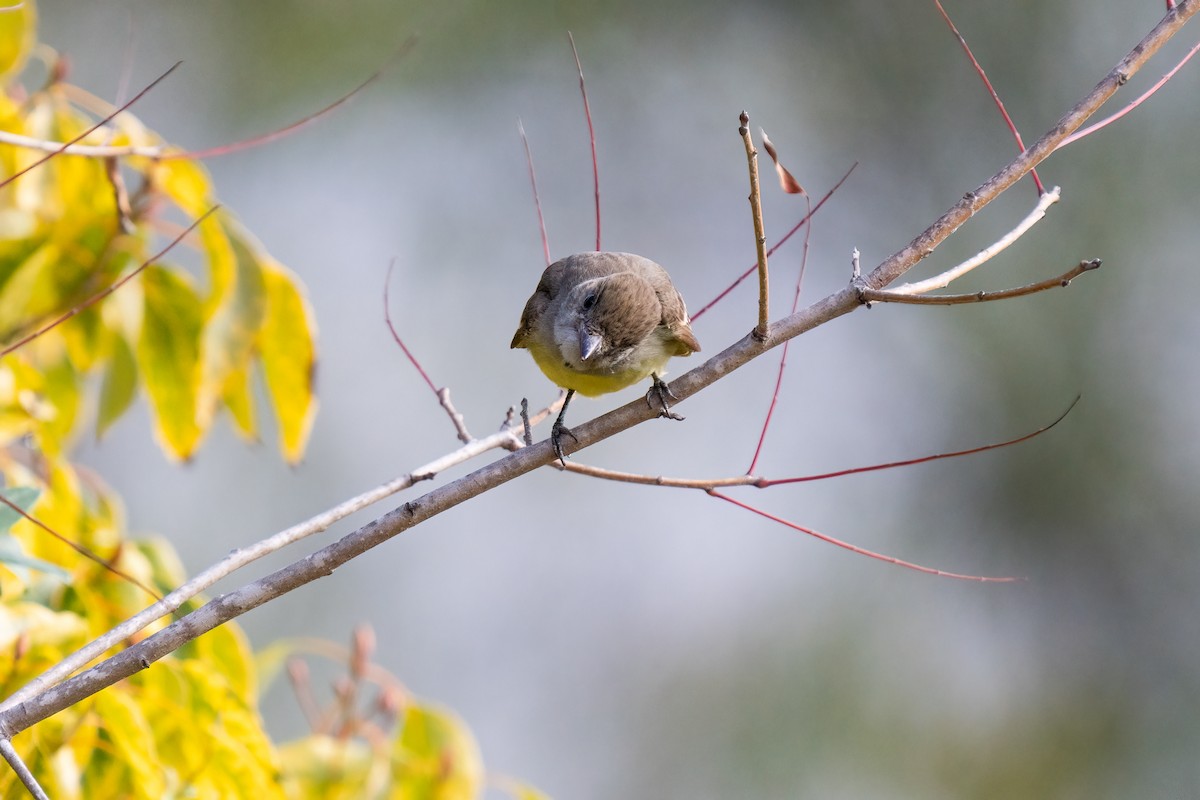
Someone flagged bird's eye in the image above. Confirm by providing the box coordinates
[582,293,597,310]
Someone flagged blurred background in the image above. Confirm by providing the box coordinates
[39,1,1200,797]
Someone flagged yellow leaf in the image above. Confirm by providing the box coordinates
[148,156,216,220]
[185,620,256,701]
[221,362,258,440]
[392,705,484,800]
[197,219,264,431]
[90,690,167,800]
[38,352,78,454]
[0,0,36,82]
[279,735,373,799]
[137,265,202,460]
[260,262,317,464]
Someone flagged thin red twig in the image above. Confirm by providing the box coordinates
[0,494,162,600]
[760,396,1080,487]
[708,489,1022,582]
[1056,39,1200,150]
[933,0,1045,196]
[691,162,856,321]
[517,118,551,266]
[167,38,416,161]
[568,32,601,251]
[0,207,218,357]
[382,260,439,396]
[0,61,181,193]
[114,11,138,106]
[747,193,812,474]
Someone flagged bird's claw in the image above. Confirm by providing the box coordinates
[551,420,578,465]
[647,374,685,421]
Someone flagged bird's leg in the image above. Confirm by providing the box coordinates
[647,373,685,421]
[551,389,579,465]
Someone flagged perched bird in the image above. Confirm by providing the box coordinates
[511,251,701,462]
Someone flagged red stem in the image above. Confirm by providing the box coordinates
[933,0,1045,196]
[0,61,181,192]
[170,38,416,161]
[1057,39,1200,150]
[708,490,1022,582]
[568,32,601,251]
[759,396,1079,487]
[747,194,813,474]
[518,118,552,266]
[383,260,440,396]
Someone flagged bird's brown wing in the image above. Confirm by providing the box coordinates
[658,286,701,356]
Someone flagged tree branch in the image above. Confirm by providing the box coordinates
[865,0,1197,291]
[862,259,1101,305]
[884,187,1060,295]
[0,0,1195,753]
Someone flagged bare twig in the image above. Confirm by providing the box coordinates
[0,495,161,600]
[568,32,601,251]
[709,490,1022,582]
[691,163,856,321]
[884,187,1061,295]
[0,0,1195,757]
[559,396,1078,489]
[1057,39,1200,150]
[738,112,770,339]
[0,41,415,162]
[0,739,47,800]
[103,155,136,234]
[0,426,524,713]
[517,118,551,266]
[865,1,1197,292]
[748,191,812,475]
[862,259,1101,305]
[382,261,437,396]
[0,207,218,358]
[0,61,180,193]
[436,388,472,444]
[383,260,472,443]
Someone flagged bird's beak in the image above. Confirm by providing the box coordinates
[579,327,602,361]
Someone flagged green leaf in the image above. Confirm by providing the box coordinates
[0,486,39,531]
[0,533,69,580]
[393,704,484,800]
[259,262,317,464]
[97,331,138,439]
[0,240,61,341]
[137,265,203,460]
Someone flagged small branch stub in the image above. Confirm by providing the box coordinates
[739,111,770,341]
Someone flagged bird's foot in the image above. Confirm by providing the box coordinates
[551,420,578,465]
[647,373,685,421]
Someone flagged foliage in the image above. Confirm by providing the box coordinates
[0,5,542,798]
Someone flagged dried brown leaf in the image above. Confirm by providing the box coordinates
[760,129,805,195]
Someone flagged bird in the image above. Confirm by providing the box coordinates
[511,251,701,463]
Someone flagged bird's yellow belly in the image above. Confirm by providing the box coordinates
[529,347,663,397]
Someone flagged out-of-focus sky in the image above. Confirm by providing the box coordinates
[38,2,1200,797]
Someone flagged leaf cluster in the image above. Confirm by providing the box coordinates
[0,6,543,798]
